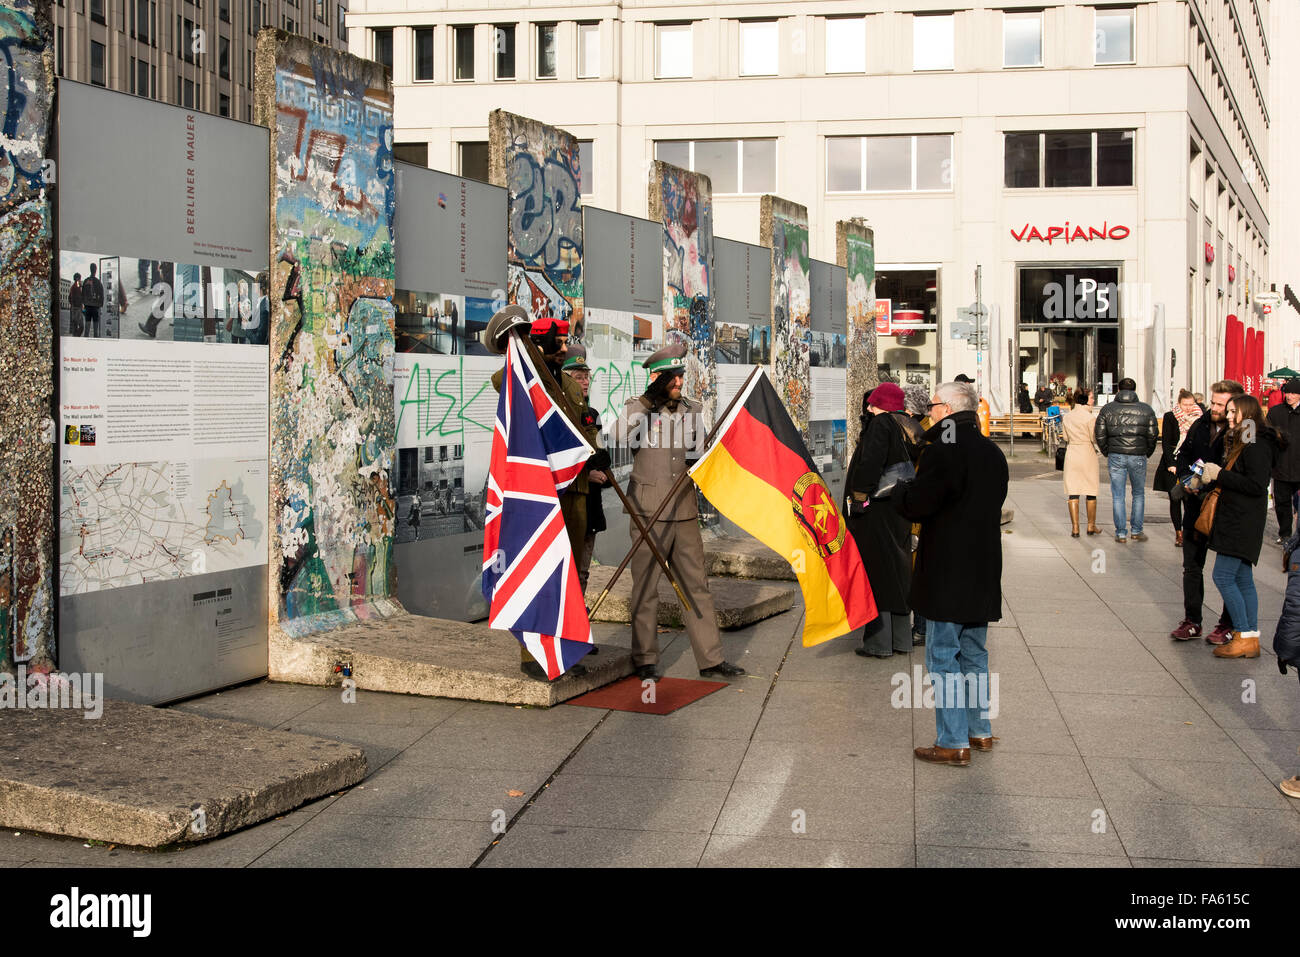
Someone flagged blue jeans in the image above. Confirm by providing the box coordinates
[925,620,992,750]
[913,612,927,638]
[1211,554,1258,632]
[1108,453,1148,535]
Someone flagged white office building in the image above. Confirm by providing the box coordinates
[346,0,1290,409]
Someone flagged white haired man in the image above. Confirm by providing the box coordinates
[894,381,1009,766]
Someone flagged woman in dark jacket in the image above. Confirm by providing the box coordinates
[1155,390,1203,546]
[1202,394,1285,659]
[844,382,921,658]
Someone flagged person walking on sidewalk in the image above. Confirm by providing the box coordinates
[1094,377,1159,543]
[1199,395,1286,659]
[1265,379,1300,544]
[1062,389,1101,537]
[1170,381,1243,644]
[895,381,1009,767]
[1156,390,1203,547]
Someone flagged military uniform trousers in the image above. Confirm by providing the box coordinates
[629,517,723,669]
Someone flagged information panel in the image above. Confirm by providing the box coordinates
[809,259,849,503]
[713,236,771,408]
[55,80,271,703]
[391,162,508,621]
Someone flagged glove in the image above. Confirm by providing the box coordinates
[644,374,673,411]
[589,448,611,472]
[1201,461,1221,482]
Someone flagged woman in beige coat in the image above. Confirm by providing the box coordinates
[1062,389,1101,536]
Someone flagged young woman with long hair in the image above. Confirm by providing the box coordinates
[1202,394,1287,658]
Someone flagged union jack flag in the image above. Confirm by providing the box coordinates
[482,334,595,679]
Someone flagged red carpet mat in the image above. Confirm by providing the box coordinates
[566,675,728,715]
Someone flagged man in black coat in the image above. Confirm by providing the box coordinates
[1266,378,1300,543]
[1169,380,1243,643]
[1094,377,1159,543]
[894,381,1009,768]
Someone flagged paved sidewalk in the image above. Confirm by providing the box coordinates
[7,471,1300,867]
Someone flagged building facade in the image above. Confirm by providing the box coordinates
[351,0,1281,408]
[51,0,349,122]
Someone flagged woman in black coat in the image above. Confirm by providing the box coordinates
[844,382,920,658]
[1154,390,1203,547]
[1202,393,1285,659]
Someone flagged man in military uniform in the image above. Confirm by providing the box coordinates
[613,342,745,682]
[486,305,602,680]
[562,345,611,594]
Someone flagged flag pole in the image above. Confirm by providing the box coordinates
[601,472,693,615]
[587,364,762,620]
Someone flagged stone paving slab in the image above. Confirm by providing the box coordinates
[0,701,364,848]
[269,613,634,707]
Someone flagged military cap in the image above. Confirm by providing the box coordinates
[485,304,531,355]
[530,316,569,336]
[643,341,687,377]
[563,344,590,372]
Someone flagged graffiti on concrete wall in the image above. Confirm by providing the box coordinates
[265,36,399,633]
[839,222,877,462]
[489,110,584,337]
[0,0,54,671]
[763,197,811,435]
[649,161,716,420]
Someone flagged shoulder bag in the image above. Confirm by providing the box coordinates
[1193,442,1245,538]
[874,415,918,497]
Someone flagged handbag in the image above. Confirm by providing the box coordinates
[873,459,916,498]
[1055,446,1066,471]
[1193,443,1244,538]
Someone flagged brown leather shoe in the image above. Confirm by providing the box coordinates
[969,736,999,751]
[914,745,971,766]
[1212,632,1260,658]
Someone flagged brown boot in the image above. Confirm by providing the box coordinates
[1085,498,1100,535]
[1068,499,1080,537]
[1212,632,1260,658]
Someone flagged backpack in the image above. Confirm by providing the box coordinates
[83,276,104,308]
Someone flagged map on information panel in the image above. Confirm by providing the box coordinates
[58,459,267,595]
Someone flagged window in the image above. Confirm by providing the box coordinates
[1096,130,1135,185]
[219,36,230,78]
[177,16,197,62]
[457,25,478,79]
[1094,6,1134,64]
[495,24,515,79]
[1003,132,1039,187]
[90,0,105,24]
[1003,130,1133,187]
[393,142,428,166]
[414,27,433,80]
[536,23,556,78]
[219,92,230,116]
[90,40,106,86]
[912,14,953,71]
[250,0,260,34]
[313,0,324,23]
[1003,11,1042,67]
[740,20,778,77]
[247,49,253,86]
[176,75,196,107]
[578,140,593,194]
[1044,131,1091,186]
[656,23,692,78]
[219,0,229,22]
[133,0,152,42]
[653,139,776,194]
[460,141,489,182]
[826,134,953,192]
[577,22,599,78]
[373,27,392,71]
[56,27,63,76]
[337,6,346,42]
[134,55,151,93]
[825,16,865,73]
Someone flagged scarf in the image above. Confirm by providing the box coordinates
[1173,404,1201,436]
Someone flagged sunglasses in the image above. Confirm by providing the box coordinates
[927,401,949,410]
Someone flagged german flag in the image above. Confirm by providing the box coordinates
[690,370,877,646]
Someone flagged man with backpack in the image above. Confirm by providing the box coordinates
[82,263,105,337]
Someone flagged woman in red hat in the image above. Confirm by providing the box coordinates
[844,381,923,658]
